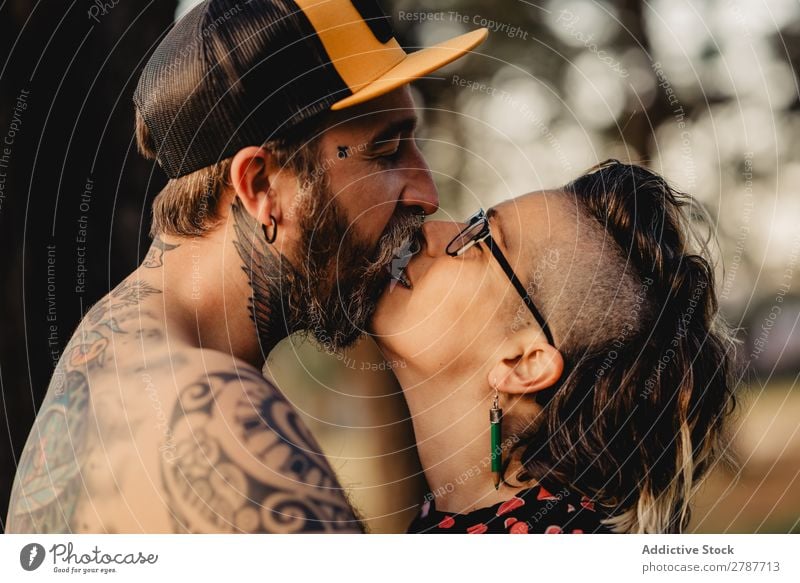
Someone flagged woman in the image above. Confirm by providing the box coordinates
[370,161,737,534]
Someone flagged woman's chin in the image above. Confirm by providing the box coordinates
[368,279,411,342]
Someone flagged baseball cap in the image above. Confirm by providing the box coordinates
[133,0,488,179]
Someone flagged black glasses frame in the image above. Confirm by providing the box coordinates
[445,209,555,346]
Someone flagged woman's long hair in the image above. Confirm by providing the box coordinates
[514,161,738,533]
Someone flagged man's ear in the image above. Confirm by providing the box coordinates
[488,340,563,396]
[230,146,277,227]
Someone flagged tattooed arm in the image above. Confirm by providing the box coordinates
[5,278,163,533]
[5,370,91,533]
[8,351,362,533]
[161,364,363,533]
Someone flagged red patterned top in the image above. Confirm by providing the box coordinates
[407,484,614,534]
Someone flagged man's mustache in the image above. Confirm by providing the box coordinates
[362,209,425,280]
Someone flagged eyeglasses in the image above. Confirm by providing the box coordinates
[445,209,555,345]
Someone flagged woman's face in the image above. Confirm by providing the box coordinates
[371,192,553,375]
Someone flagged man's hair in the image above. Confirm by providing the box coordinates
[513,161,738,533]
[135,108,325,238]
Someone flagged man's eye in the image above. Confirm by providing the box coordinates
[369,146,401,165]
[379,146,401,160]
[372,139,401,159]
[371,134,411,163]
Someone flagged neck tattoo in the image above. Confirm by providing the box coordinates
[230,199,298,357]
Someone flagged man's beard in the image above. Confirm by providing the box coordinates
[232,176,424,355]
[294,180,424,352]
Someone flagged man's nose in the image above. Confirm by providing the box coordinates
[421,220,466,258]
[398,146,439,215]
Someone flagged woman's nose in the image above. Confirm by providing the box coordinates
[421,220,467,258]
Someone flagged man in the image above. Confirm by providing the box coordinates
[6,0,487,533]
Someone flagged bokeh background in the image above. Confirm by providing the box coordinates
[1,0,799,533]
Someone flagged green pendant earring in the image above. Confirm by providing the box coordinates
[490,378,503,490]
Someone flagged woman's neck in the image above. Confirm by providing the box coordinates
[394,368,534,514]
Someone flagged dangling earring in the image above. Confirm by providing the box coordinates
[262,215,277,244]
[490,378,503,490]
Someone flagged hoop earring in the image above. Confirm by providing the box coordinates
[490,378,503,490]
[262,215,277,244]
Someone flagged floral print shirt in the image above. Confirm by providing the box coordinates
[407,484,614,534]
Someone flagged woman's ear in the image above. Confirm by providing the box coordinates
[230,146,275,227]
[488,341,564,396]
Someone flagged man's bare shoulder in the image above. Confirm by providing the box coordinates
[5,278,170,534]
[7,277,361,533]
[156,350,362,533]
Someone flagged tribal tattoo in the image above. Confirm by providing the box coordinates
[161,368,361,533]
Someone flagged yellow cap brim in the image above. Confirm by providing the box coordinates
[330,28,489,110]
